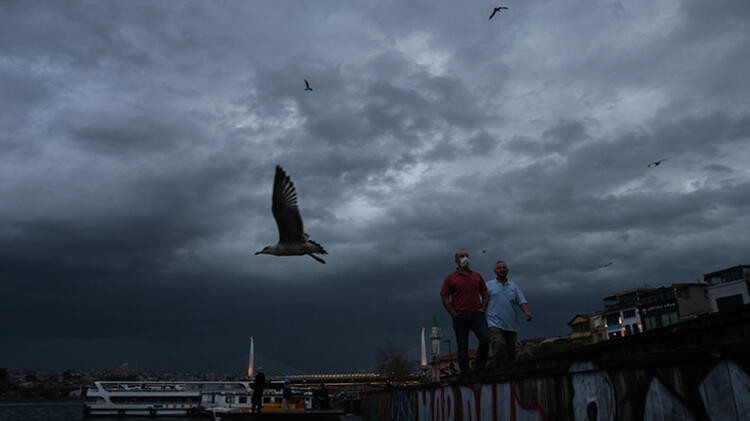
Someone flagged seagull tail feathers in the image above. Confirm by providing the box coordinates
[306,237,328,255]
[308,253,326,264]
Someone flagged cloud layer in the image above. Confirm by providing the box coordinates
[2,0,749,372]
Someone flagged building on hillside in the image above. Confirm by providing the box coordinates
[638,283,709,331]
[638,286,676,330]
[704,265,750,313]
[567,311,606,344]
[602,288,655,339]
[673,283,711,318]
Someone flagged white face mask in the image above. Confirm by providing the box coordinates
[459,256,470,268]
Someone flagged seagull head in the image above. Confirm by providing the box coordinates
[255,246,271,255]
[255,245,285,256]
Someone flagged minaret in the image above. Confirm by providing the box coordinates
[420,327,427,368]
[430,314,441,362]
[248,337,254,377]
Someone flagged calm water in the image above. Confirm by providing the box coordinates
[0,401,195,421]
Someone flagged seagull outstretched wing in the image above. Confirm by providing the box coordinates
[272,166,305,244]
[489,7,508,19]
[648,159,667,168]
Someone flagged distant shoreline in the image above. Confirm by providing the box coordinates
[0,398,83,402]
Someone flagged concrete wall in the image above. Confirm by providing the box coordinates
[362,357,750,421]
[362,306,750,421]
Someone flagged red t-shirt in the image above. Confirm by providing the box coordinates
[440,269,486,314]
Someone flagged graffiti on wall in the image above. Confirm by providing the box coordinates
[570,361,615,421]
[414,383,546,421]
[392,389,416,421]
[699,360,750,420]
[643,377,695,420]
[366,359,750,421]
[573,359,750,420]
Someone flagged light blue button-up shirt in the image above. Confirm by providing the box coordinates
[486,279,528,332]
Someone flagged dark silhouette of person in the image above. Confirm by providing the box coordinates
[251,368,266,413]
[282,378,292,411]
[319,383,331,410]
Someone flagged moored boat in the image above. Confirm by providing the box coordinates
[84,380,312,417]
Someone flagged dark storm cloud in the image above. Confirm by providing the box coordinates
[0,67,54,132]
[2,0,750,374]
[503,135,542,157]
[60,108,205,155]
[542,119,591,154]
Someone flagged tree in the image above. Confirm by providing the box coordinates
[376,345,415,381]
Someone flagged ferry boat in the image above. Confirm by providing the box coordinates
[84,380,312,417]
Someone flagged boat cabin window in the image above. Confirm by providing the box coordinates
[226,396,234,403]
[110,396,200,403]
[239,397,247,404]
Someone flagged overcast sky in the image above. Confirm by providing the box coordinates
[2,0,749,374]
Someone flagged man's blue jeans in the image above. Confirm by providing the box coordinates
[452,311,490,375]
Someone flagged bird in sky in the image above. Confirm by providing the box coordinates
[648,159,668,168]
[304,79,313,91]
[598,262,613,269]
[482,249,487,254]
[255,165,328,264]
[489,6,509,20]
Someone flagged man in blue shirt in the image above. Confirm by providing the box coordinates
[486,260,532,372]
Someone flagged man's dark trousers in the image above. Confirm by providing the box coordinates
[452,311,490,375]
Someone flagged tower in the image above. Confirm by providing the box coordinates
[248,336,254,377]
[420,327,428,371]
[430,314,441,362]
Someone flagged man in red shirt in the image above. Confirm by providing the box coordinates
[440,249,490,376]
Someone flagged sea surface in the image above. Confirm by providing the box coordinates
[0,400,194,421]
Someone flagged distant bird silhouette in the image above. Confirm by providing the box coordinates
[648,159,667,168]
[489,6,509,19]
[597,262,613,269]
[255,166,327,264]
[482,249,487,254]
[304,79,313,91]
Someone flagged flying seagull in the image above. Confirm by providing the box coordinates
[304,79,313,91]
[648,159,667,168]
[597,262,613,269]
[489,6,509,20]
[255,166,328,264]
